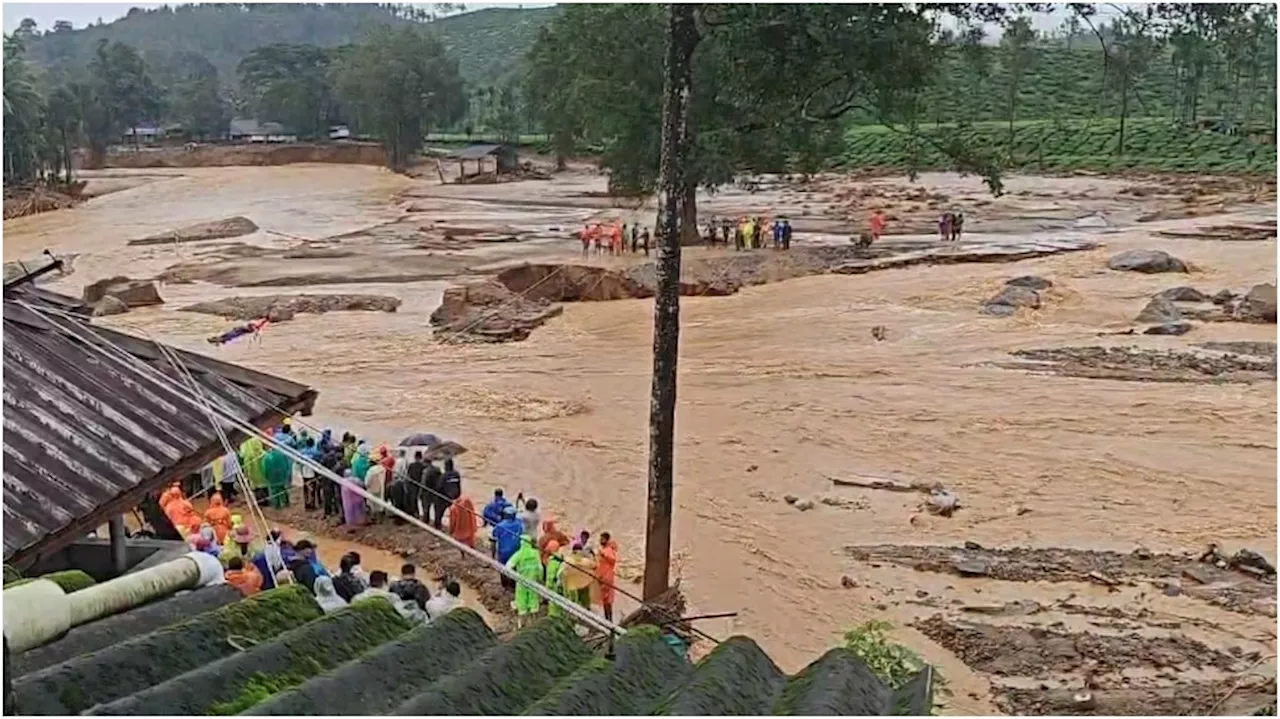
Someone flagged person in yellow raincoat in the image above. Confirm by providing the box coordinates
[220,518,260,567]
[505,534,544,629]
[562,541,596,610]
[239,436,268,506]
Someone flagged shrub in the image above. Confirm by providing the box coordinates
[841,621,940,716]
[525,625,692,715]
[88,596,411,715]
[4,570,95,593]
[13,585,320,714]
[392,617,593,715]
[247,608,498,716]
[654,636,786,715]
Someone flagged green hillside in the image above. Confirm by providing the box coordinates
[19,4,560,89]
[841,118,1276,175]
[884,41,1278,127]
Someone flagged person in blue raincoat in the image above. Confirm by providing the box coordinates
[482,488,512,527]
[492,505,523,591]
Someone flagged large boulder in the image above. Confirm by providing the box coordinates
[1107,249,1188,274]
[82,276,164,307]
[1156,286,1210,303]
[981,285,1041,316]
[1238,283,1277,323]
[129,216,259,246]
[1144,322,1193,336]
[1005,275,1053,290]
[1135,297,1183,324]
[90,296,129,317]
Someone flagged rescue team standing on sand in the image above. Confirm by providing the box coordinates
[577,210,964,256]
[153,419,623,627]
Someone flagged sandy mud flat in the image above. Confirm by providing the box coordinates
[5,162,1275,715]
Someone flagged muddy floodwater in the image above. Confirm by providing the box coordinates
[8,163,1276,714]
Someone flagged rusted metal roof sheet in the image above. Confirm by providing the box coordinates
[450,143,504,160]
[2,289,317,563]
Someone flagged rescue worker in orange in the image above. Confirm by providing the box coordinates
[538,517,571,566]
[870,209,886,241]
[224,556,264,597]
[596,531,620,622]
[203,492,233,543]
[159,482,183,512]
[448,495,478,552]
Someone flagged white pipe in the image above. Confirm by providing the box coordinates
[3,580,71,653]
[66,557,201,627]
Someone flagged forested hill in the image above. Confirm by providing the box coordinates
[19,3,560,88]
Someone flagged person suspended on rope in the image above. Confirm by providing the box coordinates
[207,317,269,346]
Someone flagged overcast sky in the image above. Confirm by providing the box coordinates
[4,2,1111,38]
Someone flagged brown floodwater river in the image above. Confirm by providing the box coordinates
[14,164,1275,713]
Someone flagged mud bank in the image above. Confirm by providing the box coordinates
[434,237,1099,342]
[996,345,1277,384]
[181,294,401,322]
[2,183,86,220]
[844,543,1277,616]
[81,142,386,170]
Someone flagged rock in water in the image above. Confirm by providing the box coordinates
[1135,297,1183,324]
[1238,283,1277,323]
[129,216,259,246]
[981,286,1041,316]
[1144,322,1192,336]
[1107,249,1189,274]
[1156,286,1210,303]
[1005,275,1053,290]
[1211,289,1237,306]
[91,296,129,317]
[82,276,164,307]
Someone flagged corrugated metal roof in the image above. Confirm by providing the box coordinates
[2,289,317,564]
[450,144,504,160]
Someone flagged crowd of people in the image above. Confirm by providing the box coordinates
[703,216,793,251]
[579,222,651,257]
[162,418,625,628]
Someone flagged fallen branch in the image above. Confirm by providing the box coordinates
[827,476,941,494]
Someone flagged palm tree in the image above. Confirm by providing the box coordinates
[3,35,47,184]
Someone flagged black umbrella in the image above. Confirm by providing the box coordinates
[399,433,440,448]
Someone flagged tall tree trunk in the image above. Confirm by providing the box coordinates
[643,2,698,603]
[1118,71,1130,156]
[679,184,699,246]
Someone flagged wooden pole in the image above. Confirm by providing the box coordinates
[643,2,699,602]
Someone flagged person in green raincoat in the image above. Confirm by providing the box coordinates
[544,540,567,618]
[239,436,268,506]
[263,444,292,508]
[504,534,544,629]
[350,444,371,485]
